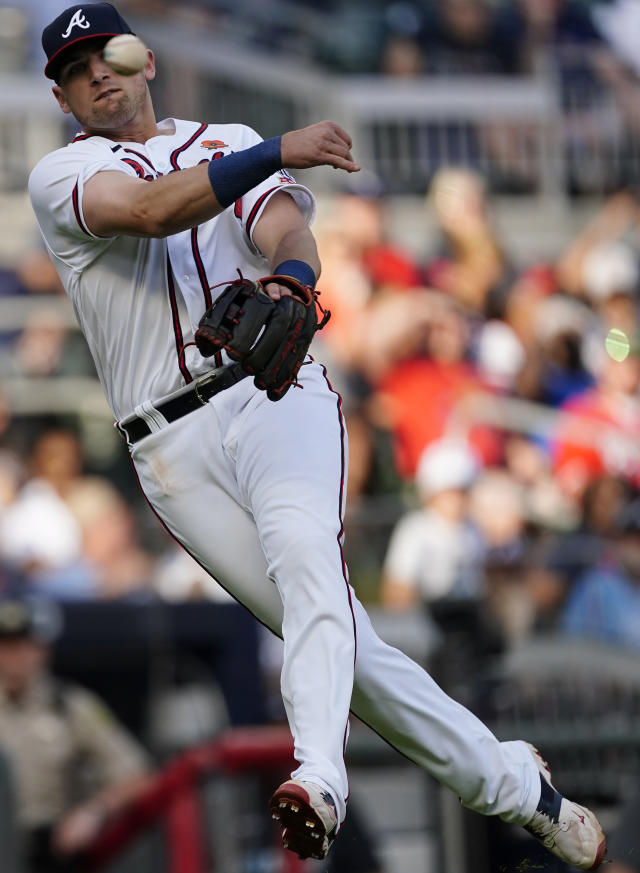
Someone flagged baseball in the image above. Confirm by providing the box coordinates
[103,34,148,76]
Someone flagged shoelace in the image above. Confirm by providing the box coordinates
[526,806,570,848]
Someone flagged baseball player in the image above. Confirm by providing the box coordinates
[29,4,606,868]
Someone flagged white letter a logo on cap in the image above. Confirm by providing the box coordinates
[61,9,90,38]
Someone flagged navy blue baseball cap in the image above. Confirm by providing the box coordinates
[42,3,134,81]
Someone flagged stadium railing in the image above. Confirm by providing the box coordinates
[0,73,65,193]
[1,15,637,202]
[481,635,640,804]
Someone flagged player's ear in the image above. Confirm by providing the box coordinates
[143,49,156,82]
[52,85,72,115]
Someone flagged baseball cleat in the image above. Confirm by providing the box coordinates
[523,744,607,870]
[269,779,338,860]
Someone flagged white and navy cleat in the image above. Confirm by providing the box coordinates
[523,744,606,870]
[269,779,338,860]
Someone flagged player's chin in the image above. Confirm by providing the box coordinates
[88,96,134,128]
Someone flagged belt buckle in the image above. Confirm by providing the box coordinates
[193,370,220,405]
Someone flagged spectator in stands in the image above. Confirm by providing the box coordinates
[473,316,525,398]
[0,246,65,299]
[380,33,424,77]
[0,245,94,384]
[0,449,23,517]
[0,306,95,380]
[560,495,640,651]
[503,433,580,531]
[313,188,426,500]
[313,2,389,73]
[419,0,520,77]
[495,0,605,75]
[0,247,94,378]
[556,187,640,299]
[574,239,639,378]
[551,332,640,500]
[467,467,533,643]
[499,262,557,350]
[493,0,634,193]
[515,292,595,408]
[381,436,484,612]
[0,428,85,587]
[0,427,154,601]
[377,290,501,479]
[0,595,149,873]
[0,245,68,352]
[64,477,155,601]
[539,473,632,624]
[556,194,640,339]
[525,195,640,427]
[423,166,512,314]
[314,187,423,379]
[464,455,567,643]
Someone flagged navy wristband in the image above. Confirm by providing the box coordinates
[208,136,282,209]
[274,259,316,289]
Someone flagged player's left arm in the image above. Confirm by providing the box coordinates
[252,192,320,300]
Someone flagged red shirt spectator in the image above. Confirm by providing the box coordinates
[378,295,501,478]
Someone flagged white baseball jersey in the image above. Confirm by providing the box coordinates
[28,116,542,832]
[28,118,315,421]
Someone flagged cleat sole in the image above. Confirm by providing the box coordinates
[269,782,336,861]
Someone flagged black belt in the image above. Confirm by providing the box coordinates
[119,363,249,445]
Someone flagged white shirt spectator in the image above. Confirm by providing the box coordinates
[0,478,81,570]
[383,507,485,602]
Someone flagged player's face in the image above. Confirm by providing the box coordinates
[52,40,154,134]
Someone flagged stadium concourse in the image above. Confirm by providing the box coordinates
[0,1,640,872]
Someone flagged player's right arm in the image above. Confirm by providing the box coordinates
[82,164,222,238]
[82,121,360,238]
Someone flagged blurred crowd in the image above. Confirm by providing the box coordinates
[3,169,640,656]
[5,0,640,83]
[7,0,640,201]
[313,171,640,655]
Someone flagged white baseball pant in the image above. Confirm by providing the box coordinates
[130,361,540,827]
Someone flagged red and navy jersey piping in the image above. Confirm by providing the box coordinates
[190,227,211,309]
[122,148,157,173]
[166,252,193,384]
[189,228,223,367]
[245,186,279,239]
[170,123,208,170]
[72,181,92,236]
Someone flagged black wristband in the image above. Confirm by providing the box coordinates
[207,137,282,209]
